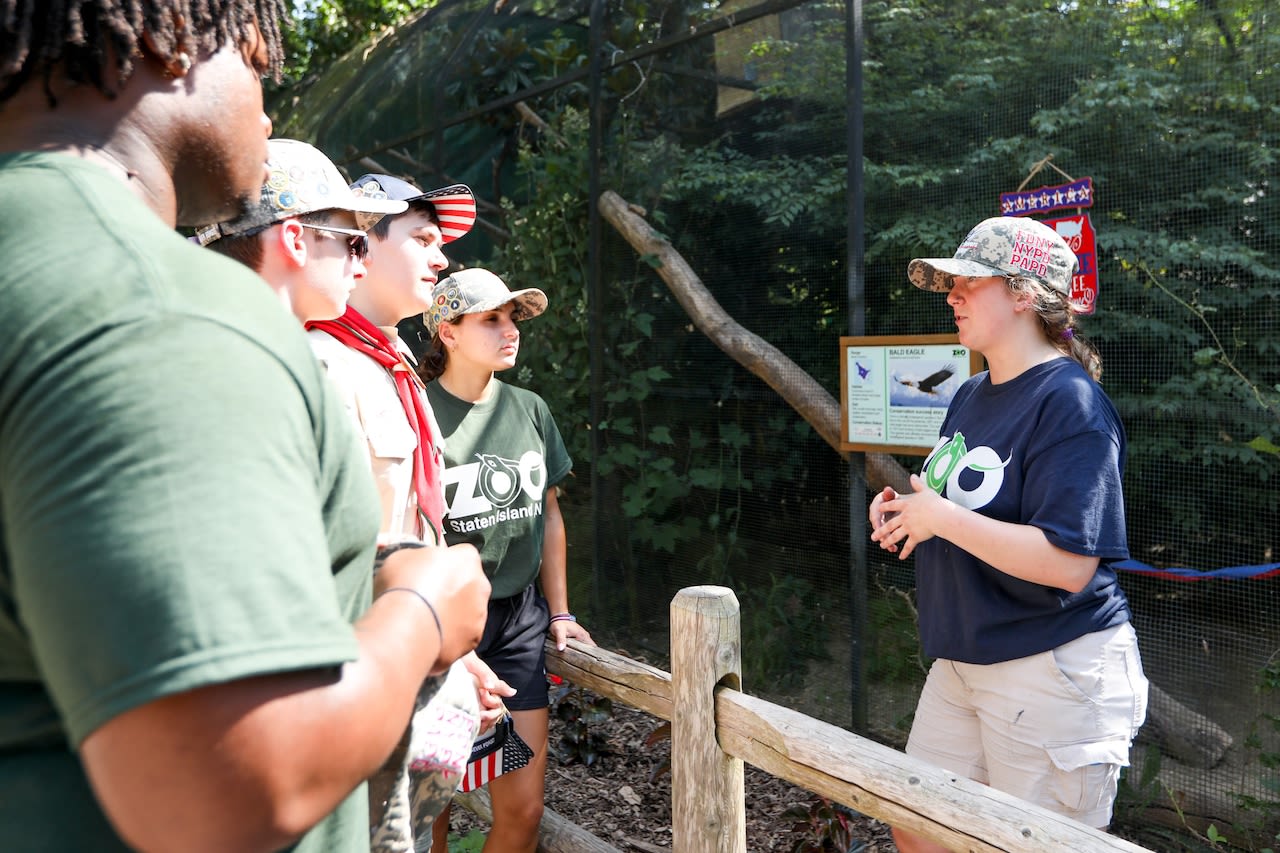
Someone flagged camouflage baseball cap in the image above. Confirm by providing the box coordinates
[424,268,547,335]
[908,216,1077,297]
[193,139,406,246]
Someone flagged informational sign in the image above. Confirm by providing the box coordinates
[1043,213,1098,314]
[840,335,985,455]
[999,177,1093,217]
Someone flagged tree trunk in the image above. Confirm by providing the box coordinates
[596,189,911,496]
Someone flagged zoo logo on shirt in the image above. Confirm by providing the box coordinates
[921,431,1010,511]
[443,450,547,532]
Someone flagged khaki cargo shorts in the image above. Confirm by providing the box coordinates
[905,622,1148,827]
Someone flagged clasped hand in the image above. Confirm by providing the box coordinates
[869,474,942,560]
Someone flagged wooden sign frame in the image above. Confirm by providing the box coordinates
[840,334,985,455]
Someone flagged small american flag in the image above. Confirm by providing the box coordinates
[459,714,533,792]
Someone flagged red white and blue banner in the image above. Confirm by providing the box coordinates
[459,714,533,792]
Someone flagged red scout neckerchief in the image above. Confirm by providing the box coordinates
[307,306,445,540]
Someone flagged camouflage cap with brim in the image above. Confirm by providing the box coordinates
[424,268,547,336]
[193,139,406,246]
[908,216,1077,297]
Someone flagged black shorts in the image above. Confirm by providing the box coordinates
[475,584,549,711]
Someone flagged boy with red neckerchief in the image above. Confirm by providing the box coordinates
[199,150,493,853]
[306,175,513,852]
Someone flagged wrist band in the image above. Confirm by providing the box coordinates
[549,612,576,623]
[373,540,427,573]
[379,586,444,647]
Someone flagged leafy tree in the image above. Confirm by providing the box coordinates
[279,0,434,85]
[716,0,1280,569]
[271,0,1279,616]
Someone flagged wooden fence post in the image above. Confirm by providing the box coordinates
[670,586,746,853]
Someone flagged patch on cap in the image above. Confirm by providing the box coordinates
[195,140,406,245]
[424,268,547,335]
[907,216,1077,297]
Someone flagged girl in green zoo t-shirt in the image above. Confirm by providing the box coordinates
[420,268,594,853]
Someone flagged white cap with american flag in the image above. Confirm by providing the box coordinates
[349,174,477,243]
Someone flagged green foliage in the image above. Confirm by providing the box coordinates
[782,797,861,853]
[738,574,830,691]
[865,585,926,687]
[446,829,486,853]
[548,683,613,767]
[274,1,851,633]
[850,0,1280,569]
[280,0,431,85]
[491,109,593,465]
[490,105,834,627]
[1235,652,1280,846]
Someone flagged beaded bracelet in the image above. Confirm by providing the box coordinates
[379,586,444,647]
[549,612,577,624]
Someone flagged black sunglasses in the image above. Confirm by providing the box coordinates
[299,222,369,262]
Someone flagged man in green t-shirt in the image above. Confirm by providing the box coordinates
[0,4,490,852]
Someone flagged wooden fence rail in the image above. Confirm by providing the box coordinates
[539,585,1151,853]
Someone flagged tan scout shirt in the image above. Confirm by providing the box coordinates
[308,326,442,545]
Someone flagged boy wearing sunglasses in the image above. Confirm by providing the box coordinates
[201,150,493,850]
[196,138,394,323]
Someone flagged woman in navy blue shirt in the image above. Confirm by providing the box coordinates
[871,217,1148,851]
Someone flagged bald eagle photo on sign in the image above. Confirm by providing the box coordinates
[899,364,956,395]
[889,361,961,409]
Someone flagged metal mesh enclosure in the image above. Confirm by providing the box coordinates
[274,1,1279,846]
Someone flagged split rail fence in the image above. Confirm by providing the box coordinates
[459,585,1154,852]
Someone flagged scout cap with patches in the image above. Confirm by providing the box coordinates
[908,216,1077,297]
[192,139,406,246]
[349,174,477,243]
[424,268,547,336]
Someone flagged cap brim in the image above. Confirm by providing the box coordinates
[415,185,476,243]
[467,287,548,321]
[907,257,1007,292]
[340,196,406,232]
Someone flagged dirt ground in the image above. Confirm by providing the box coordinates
[447,697,899,852]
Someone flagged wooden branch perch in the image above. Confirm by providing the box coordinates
[597,189,909,494]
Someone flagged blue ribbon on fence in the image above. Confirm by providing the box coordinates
[1113,559,1280,582]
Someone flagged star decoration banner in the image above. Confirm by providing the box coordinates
[1000,177,1093,216]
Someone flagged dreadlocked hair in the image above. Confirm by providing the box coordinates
[1006,275,1104,381]
[0,0,288,106]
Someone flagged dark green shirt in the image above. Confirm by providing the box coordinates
[0,153,381,852]
[425,380,571,599]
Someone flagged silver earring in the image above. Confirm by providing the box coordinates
[177,52,192,74]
